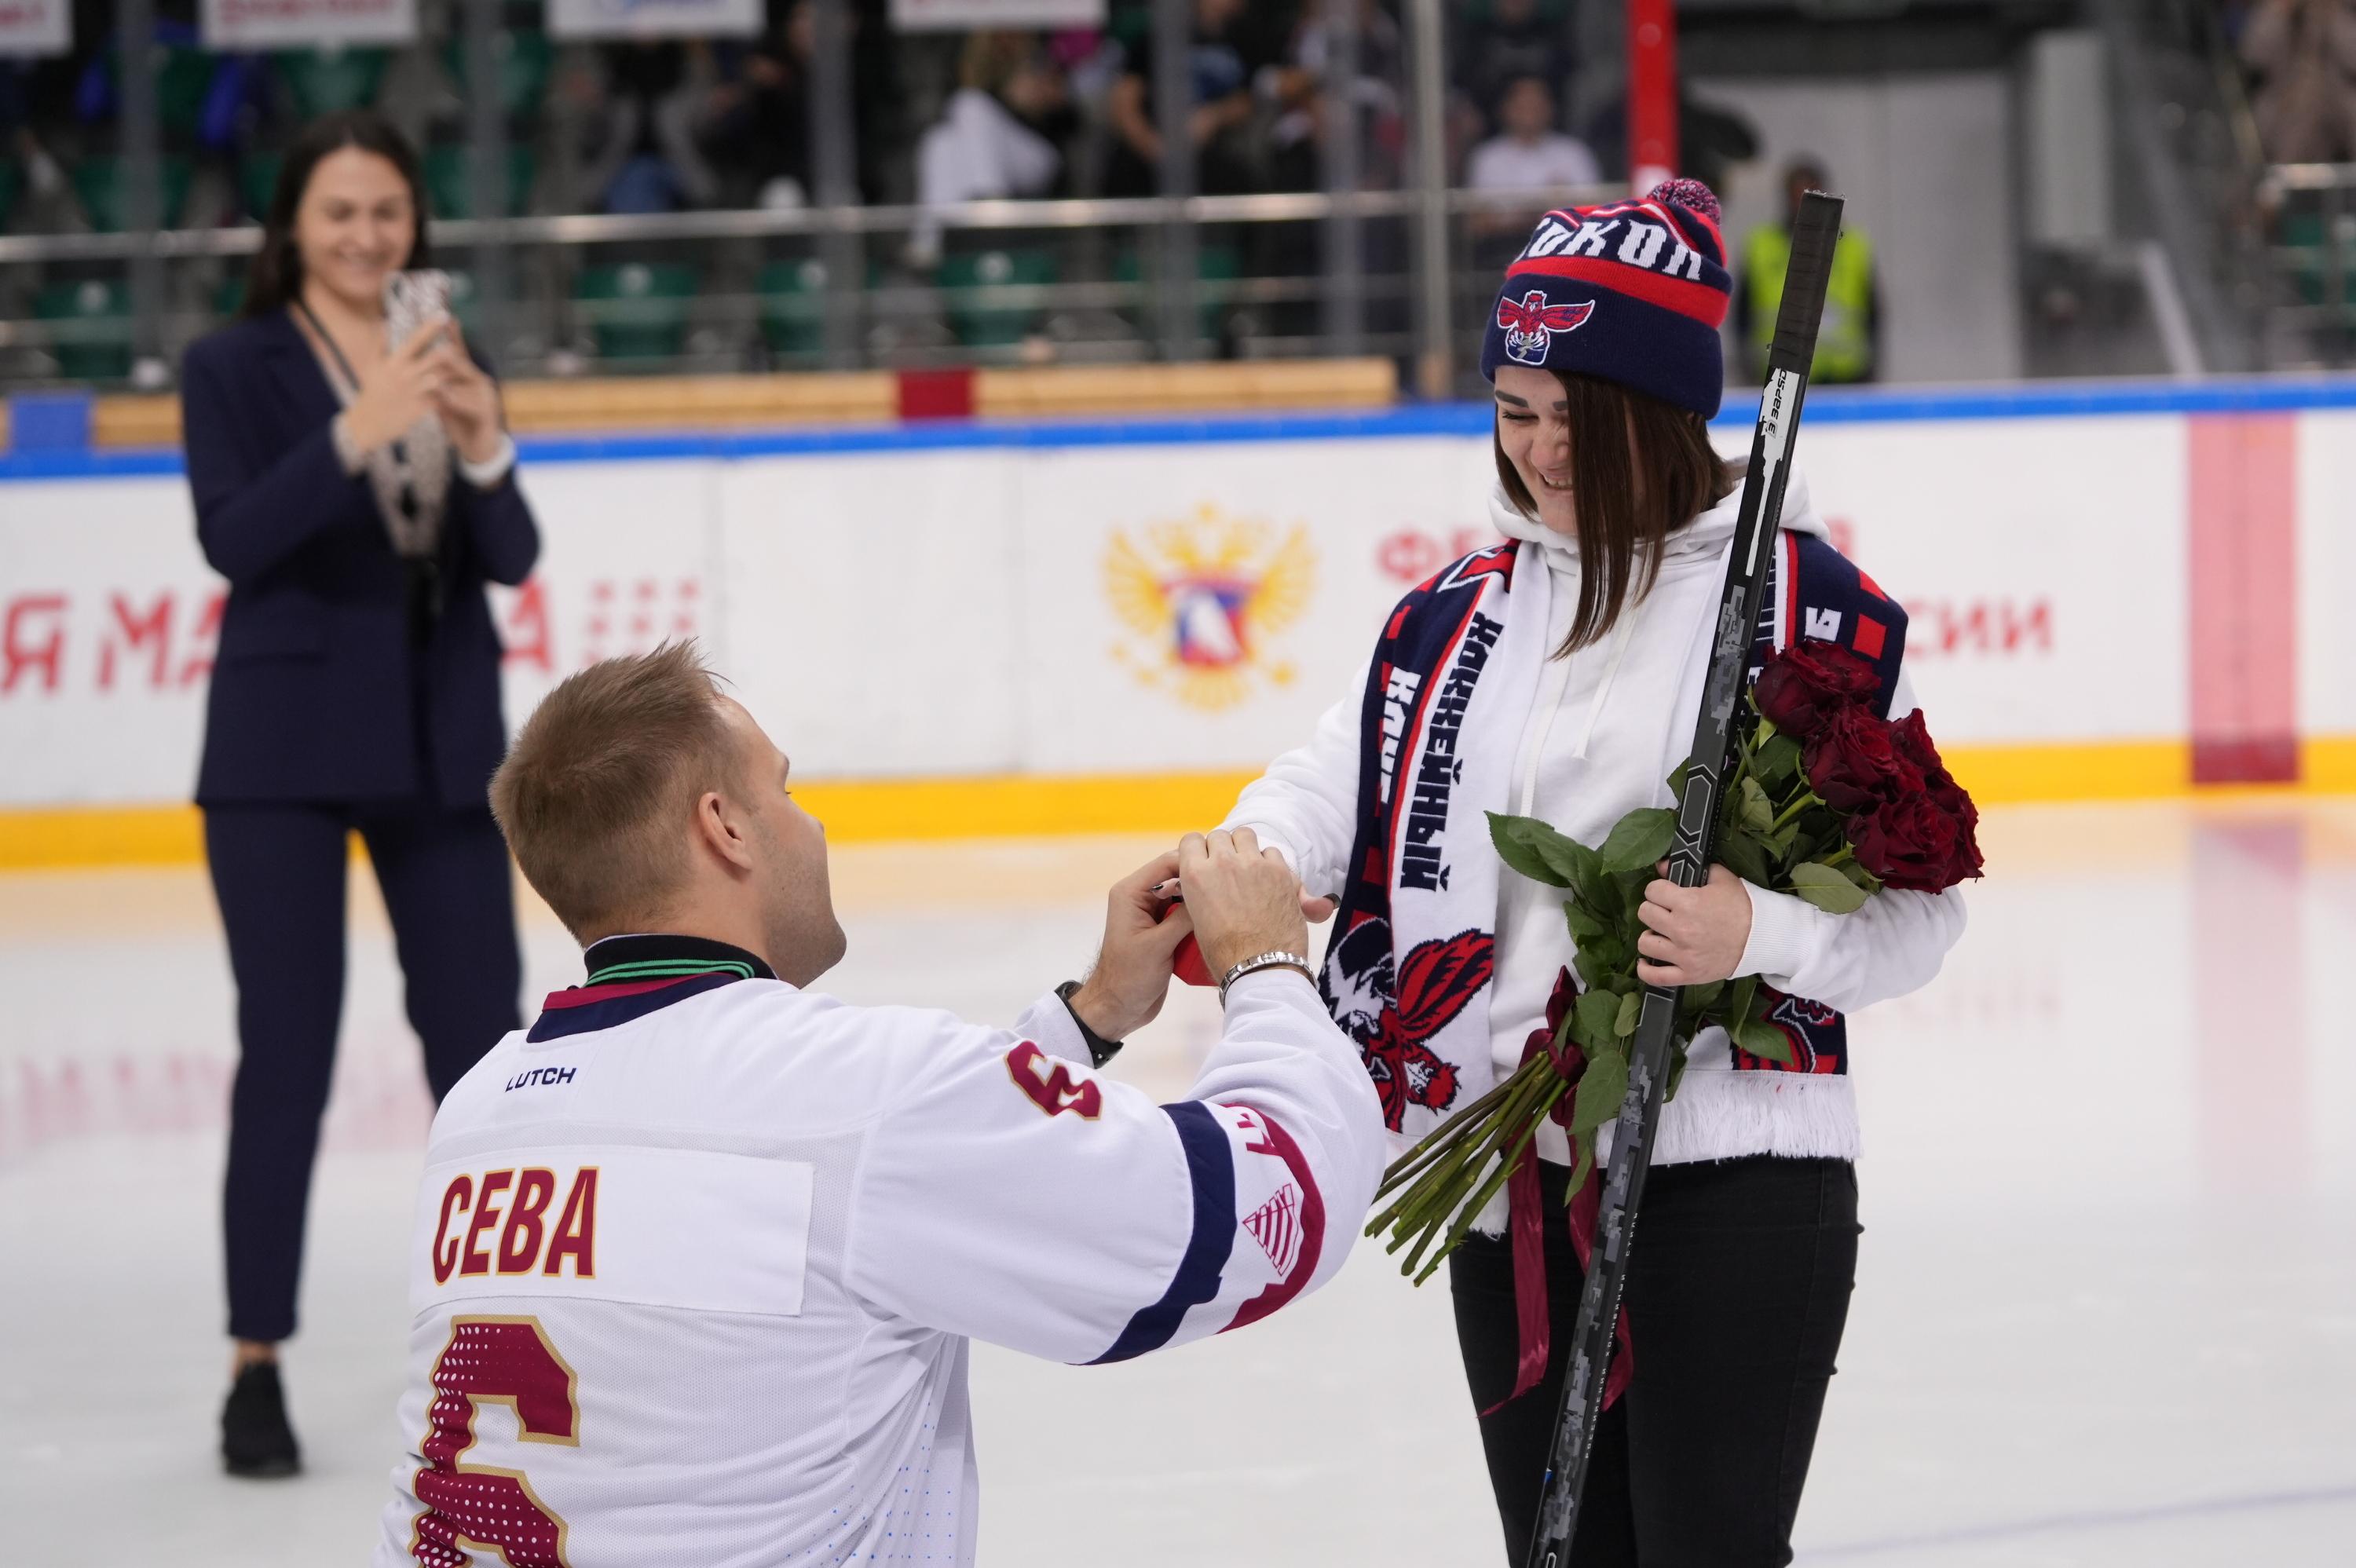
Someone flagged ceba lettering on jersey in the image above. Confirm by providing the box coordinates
[429,1165,599,1285]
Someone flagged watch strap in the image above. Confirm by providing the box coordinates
[1055,980,1123,1068]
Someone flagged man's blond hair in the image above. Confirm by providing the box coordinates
[490,641,740,939]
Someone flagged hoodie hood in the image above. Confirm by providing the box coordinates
[1487,469,1830,570]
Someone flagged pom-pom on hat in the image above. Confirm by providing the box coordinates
[1480,177,1732,418]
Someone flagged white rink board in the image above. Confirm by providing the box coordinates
[0,399,2336,807]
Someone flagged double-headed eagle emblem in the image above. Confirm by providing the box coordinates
[1104,503,1316,711]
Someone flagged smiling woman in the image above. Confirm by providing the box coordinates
[177,111,541,1482]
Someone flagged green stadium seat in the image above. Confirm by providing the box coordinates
[157,47,215,144]
[36,279,134,382]
[273,46,390,119]
[938,247,1058,348]
[1113,243,1242,340]
[441,30,554,122]
[575,262,699,362]
[757,257,833,360]
[424,145,536,220]
[2279,209,2355,309]
[215,272,249,320]
[240,153,284,223]
[73,156,192,232]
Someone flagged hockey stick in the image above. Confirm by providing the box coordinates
[1521,189,1846,1568]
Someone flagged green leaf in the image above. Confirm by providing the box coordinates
[1564,899,1610,940]
[1571,1049,1629,1135]
[1734,1015,1796,1065]
[1840,858,1883,893]
[1788,861,1870,914]
[1729,974,1759,1030]
[1756,734,1803,787]
[1613,989,1642,1038]
[1598,807,1677,875]
[1739,777,1775,836]
[1666,758,1692,799]
[1487,812,1572,887]
[1573,988,1622,1054]
[1684,978,1725,1012]
[1717,830,1773,886]
[1753,715,1779,747]
[1566,1132,1596,1195]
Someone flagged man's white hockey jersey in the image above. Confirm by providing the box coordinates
[374,936,1383,1567]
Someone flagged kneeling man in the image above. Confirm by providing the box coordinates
[374,642,1381,1567]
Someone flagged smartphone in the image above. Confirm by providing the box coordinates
[384,269,454,351]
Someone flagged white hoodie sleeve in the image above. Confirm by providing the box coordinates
[1731,669,1969,1011]
[1218,672,1366,900]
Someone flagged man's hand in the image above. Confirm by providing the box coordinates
[1066,851,1196,1041]
[1179,828,1311,981]
[1635,862,1754,989]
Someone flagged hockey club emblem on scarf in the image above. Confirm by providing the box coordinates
[1322,919,1494,1132]
[1495,291,1593,366]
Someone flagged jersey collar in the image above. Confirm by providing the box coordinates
[527,934,777,1042]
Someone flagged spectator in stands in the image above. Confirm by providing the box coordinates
[1464,74,1598,277]
[700,2,818,209]
[177,110,538,1479]
[1103,0,1283,199]
[576,41,721,214]
[908,31,1074,268]
[1736,155,1880,384]
[1265,0,1406,195]
[1453,0,1575,137]
[1465,74,1598,228]
[2240,0,2356,163]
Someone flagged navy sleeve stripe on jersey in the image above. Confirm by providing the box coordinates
[1087,1101,1237,1365]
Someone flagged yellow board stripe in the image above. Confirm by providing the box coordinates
[5,740,2355,870]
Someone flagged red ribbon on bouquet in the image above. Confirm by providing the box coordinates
[1485,968,1634,1417]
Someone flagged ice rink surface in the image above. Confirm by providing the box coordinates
[3,799,2353,1566]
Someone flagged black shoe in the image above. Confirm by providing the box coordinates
[221,1361,302,1478]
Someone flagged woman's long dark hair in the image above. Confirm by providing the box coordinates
[239,111,432,320]
[1495,371,1740,656]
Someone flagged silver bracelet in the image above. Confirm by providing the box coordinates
[1217,951,1315,1000]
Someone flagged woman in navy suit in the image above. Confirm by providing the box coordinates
[181,111,539,1477]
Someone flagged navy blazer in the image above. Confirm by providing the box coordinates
[181,309,540,809]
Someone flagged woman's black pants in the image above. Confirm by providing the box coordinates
[205,800,521,1343]
[1450,1154,1860,1567]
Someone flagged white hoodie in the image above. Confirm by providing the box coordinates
[1225,474,1966,1175]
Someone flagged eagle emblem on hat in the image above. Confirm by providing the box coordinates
[1496,291,1593,365]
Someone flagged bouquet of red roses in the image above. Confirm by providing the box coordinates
[1366,640,1982,1281]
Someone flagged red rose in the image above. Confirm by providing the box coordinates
[1753,639,1882,738]
[1847,795,1969,892]
[1887,710,1984,883]
[1804,705,1922,812]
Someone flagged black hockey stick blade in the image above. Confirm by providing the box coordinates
[1520,189,1846,1568]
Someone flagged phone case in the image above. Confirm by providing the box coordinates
[385,269,454,349]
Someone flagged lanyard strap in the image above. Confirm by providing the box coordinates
[292,295,366,398]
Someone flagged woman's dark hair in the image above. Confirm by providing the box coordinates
[1495,371,1740,656]
[240,111,431,320]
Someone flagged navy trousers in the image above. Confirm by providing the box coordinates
[205,799,521,1343]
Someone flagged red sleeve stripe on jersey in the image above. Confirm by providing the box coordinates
[1086,1101,1236,1365]
[1219,1109,1325,1334]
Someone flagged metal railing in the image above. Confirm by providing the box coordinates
[0,185,1620,392]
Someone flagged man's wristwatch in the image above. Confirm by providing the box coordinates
[1054,980,1124,1068]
